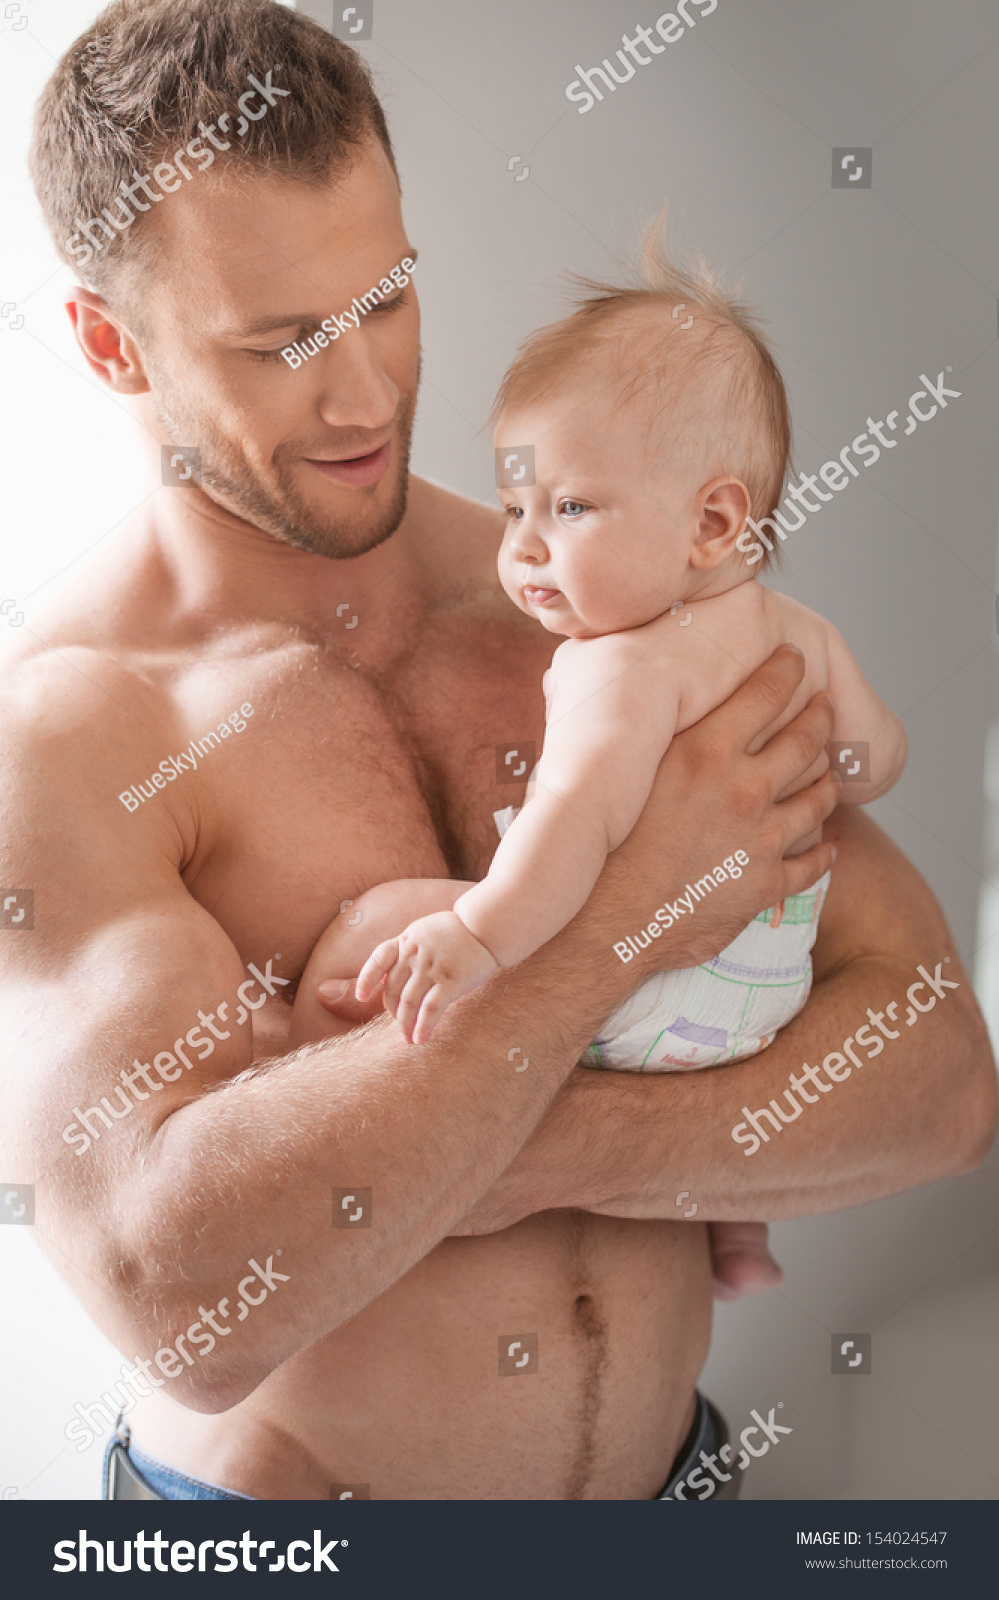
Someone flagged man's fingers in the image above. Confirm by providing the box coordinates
[775,770,839,859]
[355,939,399,1001]
[713,644,806,751]
[760,691,836,802]
[777,840,837,899]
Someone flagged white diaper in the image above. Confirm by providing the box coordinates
[583,872,830,1072]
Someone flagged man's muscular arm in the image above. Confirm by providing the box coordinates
[1,648,835,1411]
[457,806,995,1233]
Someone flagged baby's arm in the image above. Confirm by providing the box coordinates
[357,636,680,1041]
[824,623,908,803]
[453,634,678,964]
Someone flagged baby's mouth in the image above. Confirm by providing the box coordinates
[522,585,561,607]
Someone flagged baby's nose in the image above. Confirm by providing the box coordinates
[509,520,547,560]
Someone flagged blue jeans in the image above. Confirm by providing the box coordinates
[103,1418,254,1500]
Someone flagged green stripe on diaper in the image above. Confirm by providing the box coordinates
[753,891,820,926]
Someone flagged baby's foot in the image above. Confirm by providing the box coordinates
[709,1221,783,1302]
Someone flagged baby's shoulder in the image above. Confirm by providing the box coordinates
[758,586,839,651]
[547,629,665,709]
[551,629,656,675]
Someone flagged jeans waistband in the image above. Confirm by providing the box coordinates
[658,1392,742,1500]
[103,1417,254,1501]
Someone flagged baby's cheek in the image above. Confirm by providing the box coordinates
[496,556,522,608]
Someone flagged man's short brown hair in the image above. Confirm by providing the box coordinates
[29,0,396,310]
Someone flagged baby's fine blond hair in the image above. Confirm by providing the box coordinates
[492,214,791,567]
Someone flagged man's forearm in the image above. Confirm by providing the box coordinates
[486,812,996,1225]
[517,949,994,1223]
[131,905,648,1409]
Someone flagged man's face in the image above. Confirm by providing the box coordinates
[132,138,419,560]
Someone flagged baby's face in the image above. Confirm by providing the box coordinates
[495,385,699,638]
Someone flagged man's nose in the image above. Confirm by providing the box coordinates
[316,328,400,433]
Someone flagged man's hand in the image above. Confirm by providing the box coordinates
[356,911,498,1044]
[569,644,839,983]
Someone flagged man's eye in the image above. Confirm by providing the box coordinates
[559,500,588,518]
[246,347,290,362]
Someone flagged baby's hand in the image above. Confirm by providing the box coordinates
[355,911,499,1045]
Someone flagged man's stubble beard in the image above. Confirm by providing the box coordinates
[149,358,419,561]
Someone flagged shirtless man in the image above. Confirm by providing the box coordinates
[3,0,992,1501]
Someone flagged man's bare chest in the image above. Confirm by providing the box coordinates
[181,624,550,986]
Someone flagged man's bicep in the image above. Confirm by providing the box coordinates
[812,806,952,982]
[0,794,254,1294]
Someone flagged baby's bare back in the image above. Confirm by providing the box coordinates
[661,580,833,744]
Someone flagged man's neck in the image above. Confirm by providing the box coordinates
[147,476,430,644]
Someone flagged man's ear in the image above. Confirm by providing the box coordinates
[65,287,150,394]
[690,477,752,569]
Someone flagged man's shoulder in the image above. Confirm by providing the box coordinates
[0,639,165,799]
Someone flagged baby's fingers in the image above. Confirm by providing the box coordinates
[412,985,448,1046]
[355,939,401,1002]
[395,971,433,1045]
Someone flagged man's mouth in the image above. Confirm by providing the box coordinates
[303,440,391,487]
[523,585,561,607]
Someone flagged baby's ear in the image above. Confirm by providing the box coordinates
[691,478,752,569]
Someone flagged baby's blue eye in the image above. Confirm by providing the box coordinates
[560,500,587,519]
[506,505,524,519]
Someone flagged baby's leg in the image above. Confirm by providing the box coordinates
[288,878,473,1049]
[709,1222,783,1301]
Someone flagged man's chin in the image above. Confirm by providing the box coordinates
[277,515,401,562]
[203,458,410,562]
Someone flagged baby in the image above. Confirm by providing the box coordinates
[325,249,905,1054]
[290,239,907,1295]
